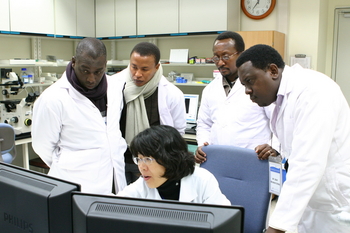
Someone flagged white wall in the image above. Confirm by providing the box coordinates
[325,0,350,77]
[240,0,350,76]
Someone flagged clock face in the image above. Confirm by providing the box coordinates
[242,0,276,19]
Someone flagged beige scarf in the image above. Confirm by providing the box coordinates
[123,64,163,145]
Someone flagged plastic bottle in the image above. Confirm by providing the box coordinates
[21,68,29,84]
[28,74,34,84]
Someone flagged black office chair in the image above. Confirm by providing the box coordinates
[0,123,16,164]
[201,145,271,233]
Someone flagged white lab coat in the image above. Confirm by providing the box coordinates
[113,69,186,135]
[32,73,127,194]
[117,166,231,205]
[269,64,350,233]
[157,77,186,135]
[196,76,274,148]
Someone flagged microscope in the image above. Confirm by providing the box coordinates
[0,70,39,139]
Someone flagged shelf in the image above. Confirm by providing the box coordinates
[173,81,208,87]
[0,60,216,68]
[107,60,215,67]
[23,82,53,87]
[0,60,69,68]
[162,63,215,67]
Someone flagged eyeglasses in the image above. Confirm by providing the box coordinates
[132,157,155,165]
[212,52,238,63]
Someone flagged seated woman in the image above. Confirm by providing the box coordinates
[117,125,230,205]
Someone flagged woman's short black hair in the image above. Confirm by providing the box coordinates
[130,42,161,65]
[129,125,195,180]
[236,44,285,70]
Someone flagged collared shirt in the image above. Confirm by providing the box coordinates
[222,77,236,96]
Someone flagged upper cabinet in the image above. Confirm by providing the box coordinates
[8,0,94,37]
[76,0,95,37]
[96,0,137,38]
[10,0,55,34]
[96,0,115,38]
[55,0,77,36]
[179,0,239,33]
[115,0,136,37]
[4,0,240,38]
[0,0,10,31]
[97,0,240,37]
[137,0,178,36]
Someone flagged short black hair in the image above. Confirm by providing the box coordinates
[75,37,106,60]
[130,125,195,181]
[214,31,245,53]
[236,44,285,70]
[130,42,161,65]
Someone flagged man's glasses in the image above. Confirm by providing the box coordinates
[212,52,238,63]
[133,157,155,165]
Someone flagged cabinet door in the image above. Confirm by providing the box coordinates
[115,0,136,37]
[237,31,285,58]
[179,0,228,33]
[137,0,178,35]
[96,0,115,37]
[10,0,54,34]
[77,0,95,37]
[55,0,77,36]
[0,0,10,31]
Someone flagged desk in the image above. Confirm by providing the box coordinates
[15,137,32,169]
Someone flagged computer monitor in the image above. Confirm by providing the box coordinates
[184,94,199,124]
[72,192,244,233]
[0,162,81,233]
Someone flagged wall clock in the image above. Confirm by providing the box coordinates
[241,0,276,20]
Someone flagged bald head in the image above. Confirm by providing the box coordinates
[75,38,107,61]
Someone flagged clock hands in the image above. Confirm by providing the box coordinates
[252,0,260,10]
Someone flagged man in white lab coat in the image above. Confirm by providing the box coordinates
[237,44,350,233]
[32,38,127,194]
[115,42,186,184]
[195,31,278,164]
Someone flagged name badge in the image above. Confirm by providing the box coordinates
[269,156,282,195]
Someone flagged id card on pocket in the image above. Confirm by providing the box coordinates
[269,156,282,195]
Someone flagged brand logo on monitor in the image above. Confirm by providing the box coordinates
[3,212,33,232]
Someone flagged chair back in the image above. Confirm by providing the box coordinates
[201,145,270,233]
[0,123,16,163]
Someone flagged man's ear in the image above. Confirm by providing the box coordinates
[71,56,76,68]
[269,63,279,80]
[155,63,160,70]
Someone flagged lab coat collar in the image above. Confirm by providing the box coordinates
[60,72,96,106]
[275,65,294,122]
[179,171,199,202]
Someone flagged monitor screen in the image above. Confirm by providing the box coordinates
[0,162,80,233]
[72,192,244,233]
[184,94,199,123]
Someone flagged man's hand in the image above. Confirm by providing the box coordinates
[195,142,209,163]
[266,227,285,233]
[255,144,279,160]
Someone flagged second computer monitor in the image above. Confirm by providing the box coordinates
[184,94,199,124]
